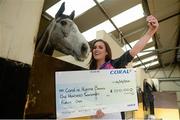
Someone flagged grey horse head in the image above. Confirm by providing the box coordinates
[36,2,90,61]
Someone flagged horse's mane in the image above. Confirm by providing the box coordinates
[35,20,54,55]
[35,13,74,55]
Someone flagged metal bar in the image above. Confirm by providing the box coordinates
[168,64,177,78]
[161,64,168,78]
[93,0,148,69]
[147,64,160,70]
[142,47,180,53]
[134,58,158,67]
[142,0,151,15]
[152,67,160,78]
[142,0,170,77]
[145,58,159,71]
[158,77,180,81]
[160,91,180,92]
[141,0,162,73]
[91,1,124,42]
[133,53,155,62]
[159,12,180,23]
[93,0,122,37]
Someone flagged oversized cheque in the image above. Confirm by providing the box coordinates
[55,69,138,118]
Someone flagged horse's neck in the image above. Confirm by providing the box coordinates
[36,40,54,56]
[36,21,55,55]
[43,44,54,55]
[36,35,54,55]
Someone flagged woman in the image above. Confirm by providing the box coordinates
[89,15,159,119]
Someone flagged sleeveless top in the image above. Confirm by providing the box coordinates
[100,50,133,69]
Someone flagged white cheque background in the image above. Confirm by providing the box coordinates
[55,69,138,118]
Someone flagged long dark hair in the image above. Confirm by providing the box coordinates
[89,39,112,69]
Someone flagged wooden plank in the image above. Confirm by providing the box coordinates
[153,92,178,109]
[0,0,44,65]
[25,52,86,118]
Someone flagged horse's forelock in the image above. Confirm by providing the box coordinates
[56,14,73,21]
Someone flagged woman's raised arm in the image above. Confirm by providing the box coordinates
[130,15,159,57]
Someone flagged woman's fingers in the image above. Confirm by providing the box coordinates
[146,15,159,29]
[149,20,158,27]
[146,15,156,22]
[147,16,157,24]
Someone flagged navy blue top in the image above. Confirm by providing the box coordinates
[111,50,134,68]
[99,51,134,69]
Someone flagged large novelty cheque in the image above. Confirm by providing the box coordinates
[55,69,138,118]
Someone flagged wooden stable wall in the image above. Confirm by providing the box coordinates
[25,53,85,118]
[0,0,43,65]
[0,0,44,118]
[0,58,30,118]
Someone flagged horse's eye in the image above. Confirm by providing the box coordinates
[60,20,67,26]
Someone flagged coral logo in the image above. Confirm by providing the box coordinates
[110,69,129,74]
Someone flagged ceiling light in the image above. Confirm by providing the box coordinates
[83,4,144,41]
[46,0,104,18]
[137,60,159,68]
[133,55,158,66]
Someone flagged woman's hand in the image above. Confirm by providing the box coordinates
[146,15,159,35]
[129,15,159,57]
[94,109,105,119]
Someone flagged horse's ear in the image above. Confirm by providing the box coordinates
[69,10,75,20]
[55,2,65,19]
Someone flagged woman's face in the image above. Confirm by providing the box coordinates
[92,41,108,61]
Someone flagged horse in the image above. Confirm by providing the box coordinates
[36,2,90,61]
[142,78,159,119]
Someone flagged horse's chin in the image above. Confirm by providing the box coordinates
[73,55,86,62]
[72,51,87,62]
[56,47,87,61]
[61,50,86,61]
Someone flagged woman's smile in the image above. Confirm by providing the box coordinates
[92,41,107,60]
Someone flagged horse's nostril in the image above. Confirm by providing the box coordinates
[81,43,88,54]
